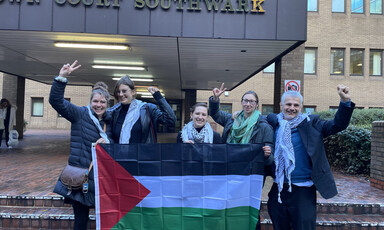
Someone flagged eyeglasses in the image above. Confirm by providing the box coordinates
[242,99,257,105]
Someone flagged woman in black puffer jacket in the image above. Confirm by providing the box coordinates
[49,60,112,230]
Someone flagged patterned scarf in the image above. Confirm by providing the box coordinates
[274,112,310,203]
[181,121,214,143]
[227,110,260,144]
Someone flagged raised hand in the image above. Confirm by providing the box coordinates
[212,83,227,101]
[337,84,351,102]
[148,86,160,95]
[59,60,81,78]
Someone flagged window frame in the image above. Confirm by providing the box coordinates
[351,0,364,13]
[332,0,345,12]
[261,104,274,116]
[304,47,317,75]
[31,97,44,117]
[307,0,318,12]
[350,48,364,76]
[370,0,383,14]
[330,48,345,75]
[369,49,382,76]
[303,106,316,113]
[220,103,232,114]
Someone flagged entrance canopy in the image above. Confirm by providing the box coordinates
[0,0,306,99]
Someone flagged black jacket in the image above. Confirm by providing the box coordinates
[209,96,274,166]
[49,79,112,207]
[267,101,355,199]
[111,91,177,143]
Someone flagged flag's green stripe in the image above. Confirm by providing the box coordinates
[111,206,259,230]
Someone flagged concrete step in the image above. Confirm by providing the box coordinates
[3,195,383,216]
[1,205,384,230]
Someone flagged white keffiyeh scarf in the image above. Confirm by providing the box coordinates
[274,112,310,203]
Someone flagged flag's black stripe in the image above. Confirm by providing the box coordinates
[99,143,265,177]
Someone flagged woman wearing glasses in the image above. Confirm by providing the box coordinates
[209,83,274,229]
[209,83,274,156]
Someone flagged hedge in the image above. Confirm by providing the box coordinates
[314,109,380,175]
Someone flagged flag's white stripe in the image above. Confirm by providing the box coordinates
[91,145,101,230]
[133,175,263,210]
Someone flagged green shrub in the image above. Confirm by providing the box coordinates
[316,108,384,129]
[323,126,371,175]
[314,109,378,175]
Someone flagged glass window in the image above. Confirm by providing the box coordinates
[370,0,382,14]
[304,48,317,74]
[263,63,275,73]
[332,0,345,12]
[262,105,274,115]
[329,106,339,112]
[308,0,318,11]
[370,50,382,76]
[351,0,364,13]
[350,49,364,75]
[32,98,44,117]
[220,103,232,114]
[330,49,344,75]
[304,106,316,113]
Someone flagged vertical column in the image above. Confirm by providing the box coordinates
[1,74,25,139]
[273,44,305,112]
[371,121,384,191]
[183,89,196,127]
[273,58,282,113]
[16,77,25,139]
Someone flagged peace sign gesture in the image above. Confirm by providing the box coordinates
[212,83,227,101]
[59,60,82,78]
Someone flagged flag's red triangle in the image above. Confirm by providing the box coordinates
[95,144,150,230]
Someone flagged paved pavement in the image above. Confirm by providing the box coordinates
[1,129,384,205]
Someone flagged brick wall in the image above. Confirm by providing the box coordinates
[24,79,92,130]
[371,121,384,191]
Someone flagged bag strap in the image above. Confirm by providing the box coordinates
[88,161,93,173]
[146,104,157,143]
[103,123,106,132]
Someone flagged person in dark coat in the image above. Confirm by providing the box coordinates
[209,83,274,163]
[110,75,176,144]
[177,102,221,144]
[49,60,112,230]
[266,85,354,230]
[209,83,275,230]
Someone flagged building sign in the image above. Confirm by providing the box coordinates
[284,80,300,93]
[0,0,265,13]
[135,0,265,13]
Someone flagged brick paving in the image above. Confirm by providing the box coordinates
[1,129,384,203]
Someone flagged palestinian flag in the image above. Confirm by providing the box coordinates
[92,143,264,230]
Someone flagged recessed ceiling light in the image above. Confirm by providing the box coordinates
[93,65,146,71]
[130,78,153,82]
[112,77,153,82]
[54,42,129,50]
[113,74,153,78]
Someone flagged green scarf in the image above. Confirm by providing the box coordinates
[227,110,260,144]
